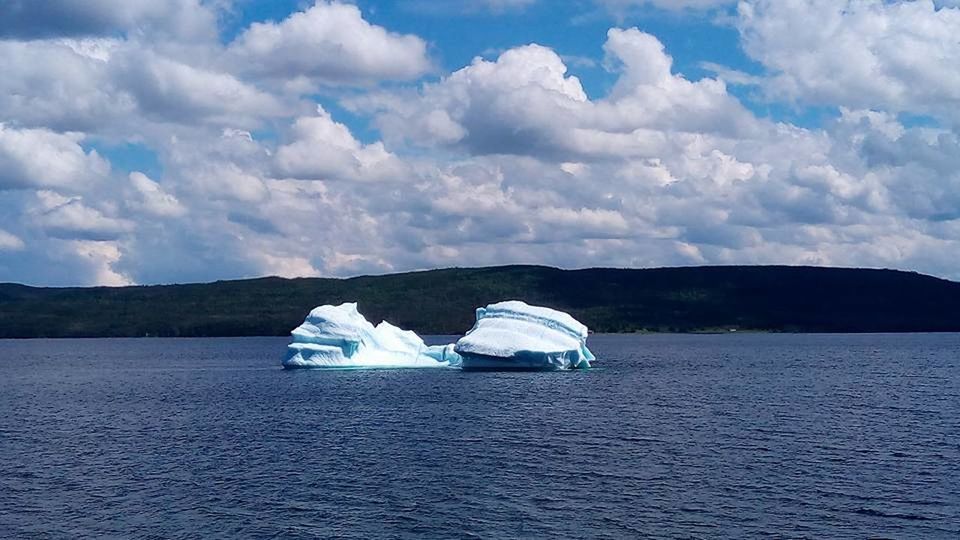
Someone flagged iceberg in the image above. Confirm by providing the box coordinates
[283,302,461,369]
[454,301,595,371]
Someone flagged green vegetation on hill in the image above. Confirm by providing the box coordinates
[1,265,959,338]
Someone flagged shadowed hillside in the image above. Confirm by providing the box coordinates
[1,265,959,338]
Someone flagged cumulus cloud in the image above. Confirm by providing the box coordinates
[164,129,272,203]
[832,109,960,222]
[228,1,432,87]
[338,27,960,280]
[0,39,131,132]
[274,107,410,182]
[2,1,960,286]
[30,191,133,242]
[0,126,109,191]
[737,0,960,125]
[127,172,186,218]
[192,164,271,203]
[350,44,583,156]
[112,49,290,126]
[594,28,759,136]
[0,38,289,134]
[69,240,133,286]
[348,28,757,160]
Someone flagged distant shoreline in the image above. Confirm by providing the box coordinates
[2,264,960,338]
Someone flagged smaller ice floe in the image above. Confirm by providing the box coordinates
[283,302,461,369]
[454,301,595,371]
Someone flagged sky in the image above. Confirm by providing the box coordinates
[2,0,960,286]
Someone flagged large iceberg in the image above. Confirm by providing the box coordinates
[283,303,461,369]
[454,301,594,371]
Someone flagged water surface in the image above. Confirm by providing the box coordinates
[1,334,958,538]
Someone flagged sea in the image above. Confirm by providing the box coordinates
[1,334,958,539]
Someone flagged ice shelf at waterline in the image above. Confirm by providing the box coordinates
[454,301,595,371]
[283,303,461,369]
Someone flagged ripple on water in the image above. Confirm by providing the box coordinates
[0,334,958,538]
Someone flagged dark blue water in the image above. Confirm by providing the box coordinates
[1,334,958,539]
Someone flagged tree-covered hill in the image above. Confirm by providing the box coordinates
[1,265,959,338]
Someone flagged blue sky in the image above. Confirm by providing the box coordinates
[1,0,960,286]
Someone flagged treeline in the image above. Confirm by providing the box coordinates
[1,265,959,338]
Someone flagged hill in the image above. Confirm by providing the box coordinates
[1,265,959,338]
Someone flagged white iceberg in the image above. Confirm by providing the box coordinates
[283,302,461,369]
[454,301,595,371]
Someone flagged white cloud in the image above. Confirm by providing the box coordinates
[0,126,109,191]
[349,28,758,160]
[0,39,131,132]
[2,4,960,286]
[339,29,960,279]
[32,191,135,241]
[228,1,432,87]
[352,28,960,278]
[127,172,186,218]
[0,38,289,134]
[187,163,270,204]
[699,62,763,86]
[274,107,410,182]
[163,128,273,203]
[0,229,25,251]
[346,43,589,156]
[593,28,759,136]
[250,253,321,279]
[112,49,290,127]
[737,0,960,125]
[70,240,132,286]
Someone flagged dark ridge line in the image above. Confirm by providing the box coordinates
[1,265,959,338]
